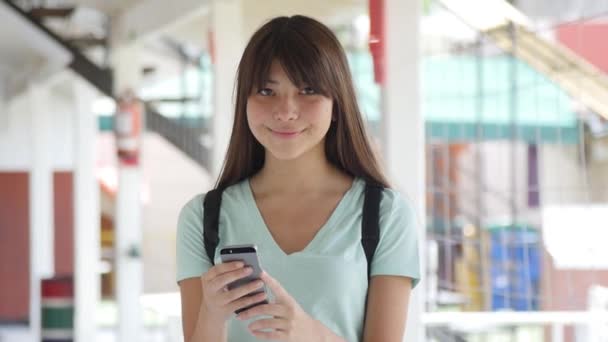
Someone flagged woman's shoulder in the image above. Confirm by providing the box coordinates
[179,179,250,217]
[357,178,406,205]
[178,193,206,222]
[349,178,414,219]
[377,184,416,219]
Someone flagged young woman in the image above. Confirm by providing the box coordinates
[177,15,420,342]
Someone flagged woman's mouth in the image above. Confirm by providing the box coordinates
[269,128,304,139]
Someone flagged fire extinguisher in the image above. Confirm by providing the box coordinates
[114,90,143,166]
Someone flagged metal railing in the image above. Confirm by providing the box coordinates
[144,103,212,170]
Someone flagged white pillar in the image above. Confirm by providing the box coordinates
[112,44,143,98]
[0,79,6,132]
[211,0,244,179]
[383,1,425,341]
[72,78,101,342]
[112,44,144,342]
[29,83,55,342]
[551,324,564,342]
[115,168,143,342]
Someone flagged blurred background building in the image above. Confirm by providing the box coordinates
[1,0,607,341]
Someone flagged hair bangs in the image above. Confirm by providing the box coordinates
[247,35,276,95]
[248,27,334,98]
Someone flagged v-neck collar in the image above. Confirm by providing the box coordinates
[242,177,361,257]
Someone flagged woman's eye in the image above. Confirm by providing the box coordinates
[258,88,273,96]
[301,87,316,95]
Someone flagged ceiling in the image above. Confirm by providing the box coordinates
[17,0,143,16]
[0,1,71,98]
[1,0,368,100]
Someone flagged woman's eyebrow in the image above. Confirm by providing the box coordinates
[263,79,279,84]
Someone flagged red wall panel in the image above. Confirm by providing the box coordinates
[557,23,608,73]
[0,172,75,323]
[0,173,30,322]
[54,172,74,276]
[542,250,608,342]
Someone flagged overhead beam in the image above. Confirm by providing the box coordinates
[0,0,72,97]
[29,7,75,19]
[3,0,113,96]
[66,35,108,48]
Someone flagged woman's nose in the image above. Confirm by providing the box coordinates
[273,95,298,121]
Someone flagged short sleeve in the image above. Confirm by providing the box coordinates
[176,194,213,283]
[370,190,421,288]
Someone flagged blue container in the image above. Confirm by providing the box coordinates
[489,227,541,311]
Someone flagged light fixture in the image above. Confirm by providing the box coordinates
[92,96,116,115]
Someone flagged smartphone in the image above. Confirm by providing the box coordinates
[219,244,269,314]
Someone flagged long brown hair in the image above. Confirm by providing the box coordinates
[216,15,390,190]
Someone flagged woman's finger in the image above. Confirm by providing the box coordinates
[220,279,265,304]
[228,291,268,314]
[203,261,244,282]
[250,328,286,341]
[208,266,253,292]
[236,303,289,321]
[248,317,289,332]
[260,272,291,303]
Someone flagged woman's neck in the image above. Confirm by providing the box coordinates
[251,149,349,196]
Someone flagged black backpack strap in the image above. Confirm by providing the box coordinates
[203,189,223,265]
[361,182,383,280]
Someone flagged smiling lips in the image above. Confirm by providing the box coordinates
[269,128,304,138]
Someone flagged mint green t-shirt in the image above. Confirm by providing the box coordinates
[176,177,420,341]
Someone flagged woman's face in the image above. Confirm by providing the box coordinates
[246,60,333,161]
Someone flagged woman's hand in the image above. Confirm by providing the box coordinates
[236,272,345,342]
[200,261,268,322]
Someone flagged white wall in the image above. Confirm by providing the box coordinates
[456,141,532,226]
[98,132,213,293]
[142,133,214,293]
[0,92,32,169]
[0,78,76,171]
[141,132,212,293]
[540,144,608,205]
